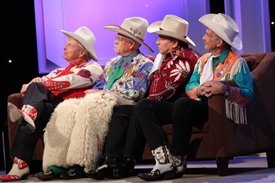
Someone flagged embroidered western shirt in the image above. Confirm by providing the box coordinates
[186,49,254,104]
[42,59,103,99]
[93,50,153,102]
[148,48,198,101]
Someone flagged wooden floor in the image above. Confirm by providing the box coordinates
[1,155,275,182]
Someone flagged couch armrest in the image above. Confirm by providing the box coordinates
[7,93,23,151]
[194,94,249,158]
[204,95,232,157]
[201,93,272,158]
[7,93,23,108]
[7,93,44,160]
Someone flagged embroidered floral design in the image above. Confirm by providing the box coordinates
[103,53,152,100]
[170,60,190,82]
[98,73,104,80]
[137,72,144,78]
[77,69,91,78]
[123,62,130,67]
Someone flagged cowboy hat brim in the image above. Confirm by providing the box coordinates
[61,30,98,61]
[105,24,154,53]
[147,21,196,47]
[199,14,242,50]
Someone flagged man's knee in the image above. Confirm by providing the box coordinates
[27,82,44,90]
[134,98,154,113]
[174,97,193,110]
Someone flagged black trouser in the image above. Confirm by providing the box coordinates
[104,105,139,157]
[10,83,62,164]
[170,97,208,156]
[123,97,208,158]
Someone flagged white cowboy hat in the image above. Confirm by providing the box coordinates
[199,13,243,50]
[147,15,196,47]
[104,17,153,53]
[61,26,98,61]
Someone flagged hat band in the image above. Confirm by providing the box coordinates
[159,27,187,38]
[119,27,144,42]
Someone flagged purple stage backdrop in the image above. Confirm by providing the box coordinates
[34,0,188,74]
[34,0,271,74]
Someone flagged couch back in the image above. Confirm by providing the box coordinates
[243,52,275,151]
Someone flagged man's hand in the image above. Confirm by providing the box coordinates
[200,81,227,98]
[20,77,44,96]
[31,77,44,83]
[20,84,29,95]
[85,89,106,94]
[196,85,208,98]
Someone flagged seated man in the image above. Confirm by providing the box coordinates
[0,26,103,182]
[90,14,199,180]
[34,17,154,181]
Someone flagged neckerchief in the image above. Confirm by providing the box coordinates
[104,51,140,89]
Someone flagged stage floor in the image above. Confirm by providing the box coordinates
[1,155,275,183]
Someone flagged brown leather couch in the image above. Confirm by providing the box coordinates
[6,52,275,175]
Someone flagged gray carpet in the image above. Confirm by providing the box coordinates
[2,155,275,182]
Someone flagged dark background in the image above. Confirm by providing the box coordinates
[0,1,38,125]
[0,1,38,171]
[0,0,275,171]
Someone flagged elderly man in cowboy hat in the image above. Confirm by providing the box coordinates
[34,16,153,181]
[0,26,103,182]
[134,13,253,181]
[90,14,199,180]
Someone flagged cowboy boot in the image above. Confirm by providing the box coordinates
[138,145,176,181]
[88,155,121,180]
[164,154,187,179]
[8,102,37,132]
[89,155,135,180]
[59,165,86,180]
[121,156,136,177]
[0,157,30,182]
[35,165,67,181]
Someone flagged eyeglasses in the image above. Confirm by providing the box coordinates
[115,36,133,43]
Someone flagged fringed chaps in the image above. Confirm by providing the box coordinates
[43,92,117,172]
[225,99,247,125]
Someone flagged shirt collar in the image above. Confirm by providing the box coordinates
[211,49,231,64]
[122,50,140,62]
[70,58,88,66]
[167,47,187,59]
